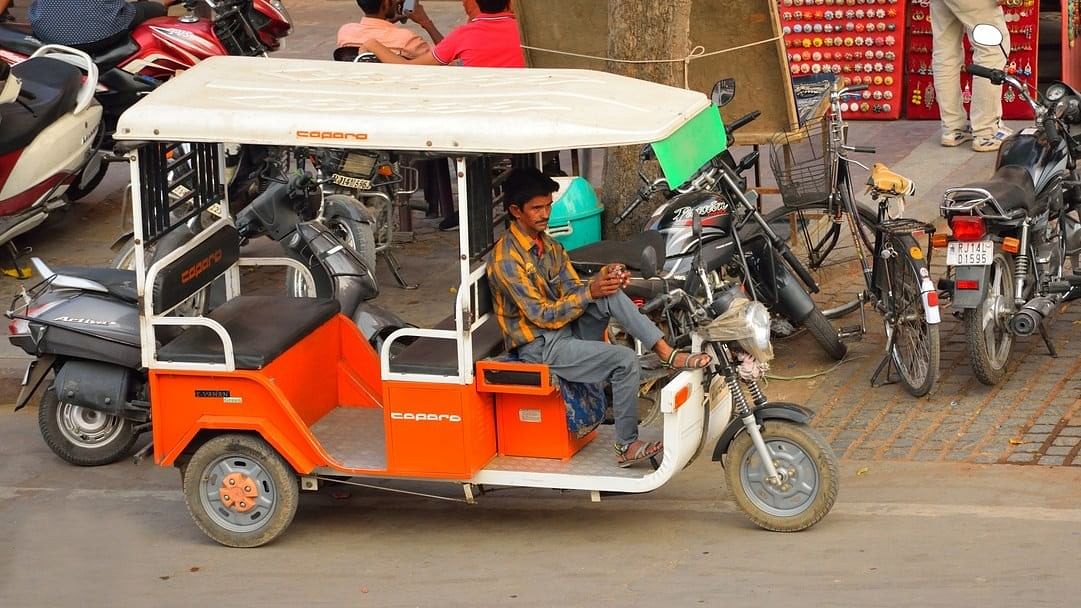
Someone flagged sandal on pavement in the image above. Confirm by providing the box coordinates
[661,350,711,370]
[615,440,663,468]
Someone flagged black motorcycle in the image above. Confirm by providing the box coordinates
[940,24,1081,385]
[570,81,846,361]
[7,174,410,466]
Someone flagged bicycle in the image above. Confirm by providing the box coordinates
[766,84,942,397]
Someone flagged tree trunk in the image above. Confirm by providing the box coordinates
[602,0,692,241]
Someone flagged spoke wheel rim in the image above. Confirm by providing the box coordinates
[56,403,125,449]
[199,453,279,534]
[981,255,1013,368]
[889,264,932,387]
[739,437,820,516]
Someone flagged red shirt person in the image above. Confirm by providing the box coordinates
[362,0,524,68]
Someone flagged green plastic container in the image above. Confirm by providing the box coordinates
[546,176,602,251]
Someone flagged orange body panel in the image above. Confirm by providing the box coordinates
[495,392,595,460]
[382,381,497,478]
[150,315,382,473]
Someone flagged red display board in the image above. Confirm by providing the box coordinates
[778,0,908,120]
[904,0,1037,120]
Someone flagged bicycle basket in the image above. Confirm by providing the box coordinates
[768,117,833,209]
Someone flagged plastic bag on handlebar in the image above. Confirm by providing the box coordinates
[701,297,774,363]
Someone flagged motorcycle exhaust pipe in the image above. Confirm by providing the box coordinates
[1009,296,1057,336]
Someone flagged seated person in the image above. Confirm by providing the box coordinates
[487,168,711,468]
[360,0,524,68]
[337,0,444,59]
[26,0,173,54]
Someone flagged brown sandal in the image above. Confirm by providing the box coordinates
[615,440,663,468]
[661,350,711,371]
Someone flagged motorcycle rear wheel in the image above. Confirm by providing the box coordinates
[963,252,1013,386]
[37,388,138,466]
[725,420,838,532]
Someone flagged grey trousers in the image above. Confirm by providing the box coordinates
[516,291,664,446]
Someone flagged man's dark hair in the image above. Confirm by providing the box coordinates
[356,0,383,16]
[503,167,559,213]
[476,0,511,14]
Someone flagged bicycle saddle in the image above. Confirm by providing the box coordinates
[867,163,915,197]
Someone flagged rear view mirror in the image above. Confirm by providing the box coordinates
[640,246,658,280]
[711,78,736,107]
[971,24,1003,48]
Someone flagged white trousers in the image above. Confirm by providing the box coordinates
[930,0,1011,137]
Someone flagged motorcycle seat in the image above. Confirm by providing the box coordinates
[158,296,342,370]
[0,57,81,156]
[0,24,39,57]
[53,267,137,303]
[568,231,666,276]
[955,165,1040,215]
[0,25,138,70]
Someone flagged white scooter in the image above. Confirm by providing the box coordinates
[0,45,102,264]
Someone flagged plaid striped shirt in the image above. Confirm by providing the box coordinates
[487,222,592,349]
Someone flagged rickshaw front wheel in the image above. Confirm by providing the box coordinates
[724,420,838,532]
[183,434,299,548]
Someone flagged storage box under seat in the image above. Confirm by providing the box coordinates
[478,358,607,460]
[546,176,602,251]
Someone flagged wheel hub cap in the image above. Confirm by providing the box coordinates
[218,472,260,513]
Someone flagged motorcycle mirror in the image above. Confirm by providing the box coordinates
[735,150,759,175]
[711,78,737,107]
[640,246,658,281]
[971,24,1003,48]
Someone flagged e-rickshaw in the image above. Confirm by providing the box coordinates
[115,56,838,547]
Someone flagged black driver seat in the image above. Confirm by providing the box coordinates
[954,165,1041,216]
[0,25,138,70]
[0,57,82,155]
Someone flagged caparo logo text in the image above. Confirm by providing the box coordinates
[297,130,369,141]
[181,249,223,284]
[391,412,462,423]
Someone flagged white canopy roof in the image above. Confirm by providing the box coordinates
[115,56,711,153]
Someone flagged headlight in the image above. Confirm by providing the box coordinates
[740,300,772,354]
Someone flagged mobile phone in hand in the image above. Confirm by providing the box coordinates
[402,0,416,14]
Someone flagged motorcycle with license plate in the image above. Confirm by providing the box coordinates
[86,58,837,546]
[0,45,101,253]
[0,0,292,201]
[570,79,848,362]
[939,24,1081,385]
[6,163,408,467]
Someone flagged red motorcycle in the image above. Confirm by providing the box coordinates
[0,0,291,198]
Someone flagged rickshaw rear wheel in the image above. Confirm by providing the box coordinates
[38,388,139,466]
[724,421,838,532]
[182,434,299,548]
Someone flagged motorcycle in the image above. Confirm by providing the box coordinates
[0,45,101,252]
[570,79,847,361]
[939,24,1081,385]
[0,0,292,199]
[6,174,409,467]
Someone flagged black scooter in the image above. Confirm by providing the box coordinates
[7,175,410,466]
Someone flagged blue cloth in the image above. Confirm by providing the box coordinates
[30,0,135,46]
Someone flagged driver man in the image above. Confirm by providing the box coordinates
[487,168,710,468]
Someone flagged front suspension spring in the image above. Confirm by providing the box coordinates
[727,374,752,417]
[745,378,768,408]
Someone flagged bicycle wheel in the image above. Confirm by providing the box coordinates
[882,237,940,397]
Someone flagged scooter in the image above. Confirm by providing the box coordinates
[7,175,410,467]
[0,0,292,199]
[0,45,101,256]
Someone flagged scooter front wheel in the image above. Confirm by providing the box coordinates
[725,420,838,532]
[38,388,138,466]
[183,434,299,548]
